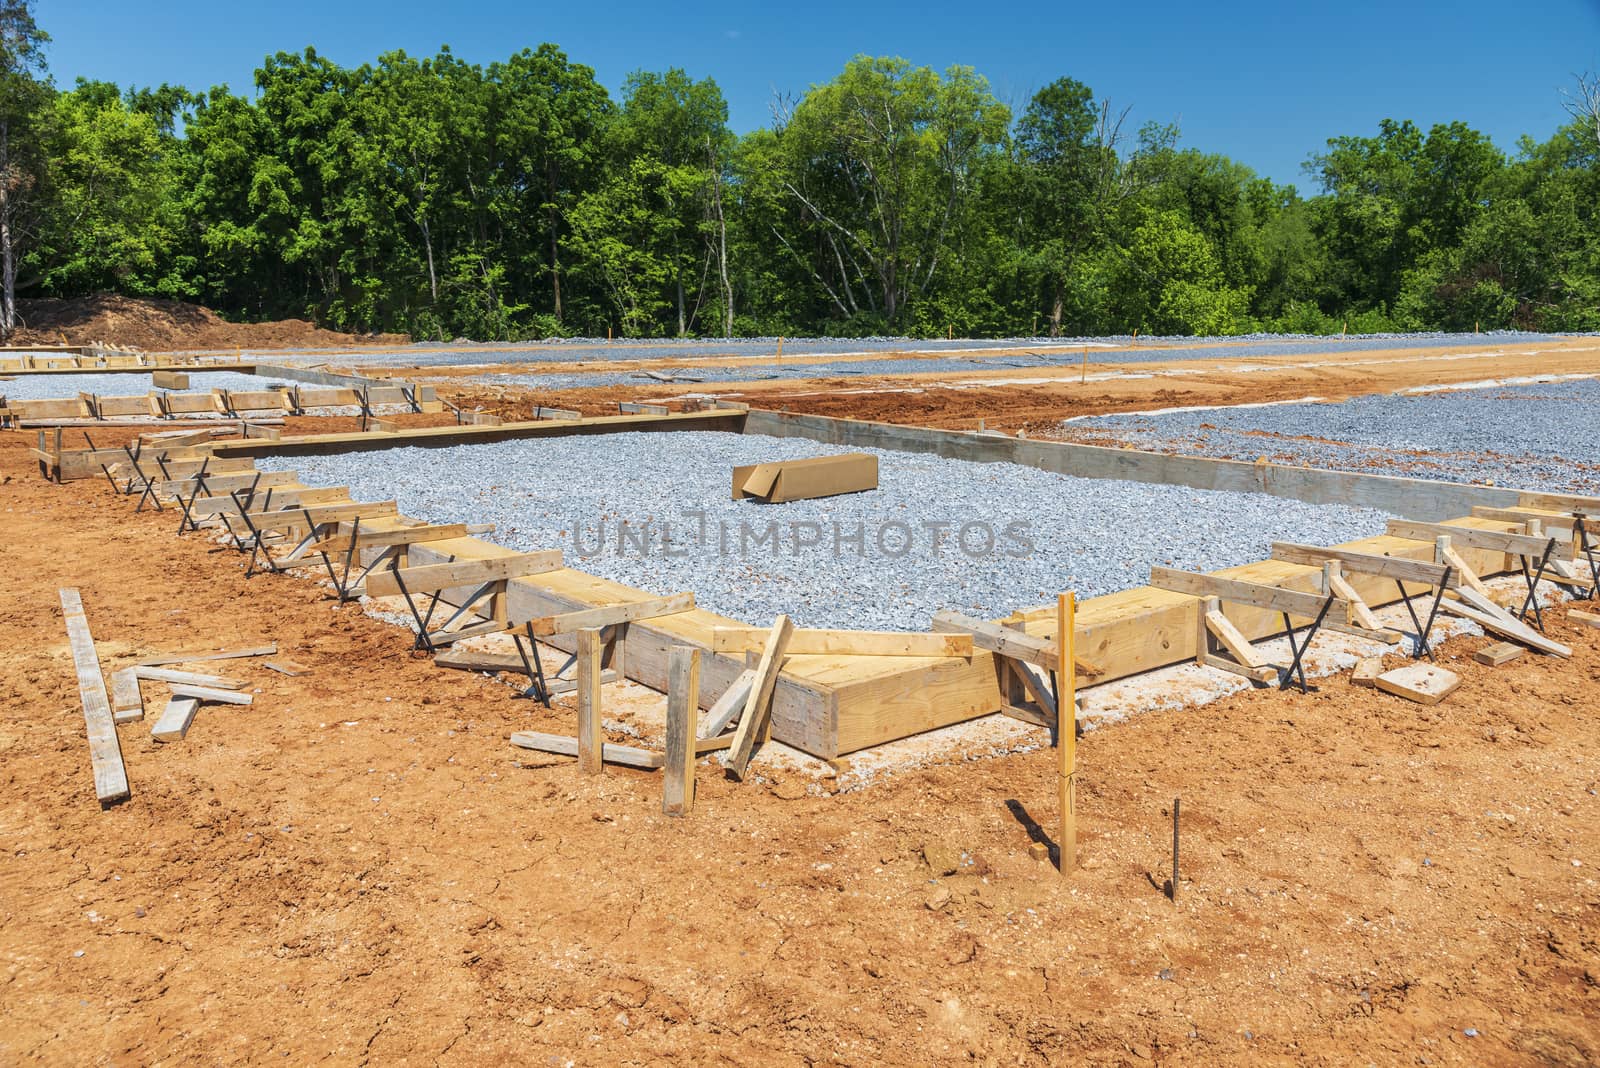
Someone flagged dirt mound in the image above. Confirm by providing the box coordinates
[7,293,408,352]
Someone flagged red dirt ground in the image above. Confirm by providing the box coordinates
[7,294,409,352]
[1,425,1598,1064]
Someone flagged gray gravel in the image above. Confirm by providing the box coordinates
[0,370,281,401]
[256,431,1392,630]
[1063,378,1600,494]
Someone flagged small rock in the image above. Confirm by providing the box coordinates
[770,779,808,800]
[1027,842,1049,863]
[922,842,960,876]
[925,887,952,911]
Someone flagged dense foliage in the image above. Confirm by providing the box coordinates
[2,3,1597,339]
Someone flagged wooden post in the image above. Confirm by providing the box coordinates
[777,335,784,358]
[1058,591,1077,875]
[663,646,700,816]
[577,627,603,775]
[1081,347,1088,384]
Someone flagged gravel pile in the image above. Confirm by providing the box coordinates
[0,370,272,401]
[257,431,1392,630]
[1064,378,1600,494]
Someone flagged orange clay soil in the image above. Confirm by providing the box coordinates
[1,428,1598,1065]
[411,336,1600,433]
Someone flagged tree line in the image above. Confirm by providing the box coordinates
[2,1,1597,341]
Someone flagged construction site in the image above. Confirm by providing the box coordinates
[3,326,1598,1064]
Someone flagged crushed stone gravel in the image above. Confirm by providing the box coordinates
[257,431,1393,630]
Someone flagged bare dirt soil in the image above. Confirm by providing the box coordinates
[2,425,1598,1065]
[7,294,409,353]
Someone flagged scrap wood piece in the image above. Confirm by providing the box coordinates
[151,697,202,743]
[59,589,129,806]
[133,666,243,689]
[1150,567,1351,624]
[525,591,694,637]
[110,667,144,724]
[1351,657,1385,687]
[1474,642,1525,666]
[168,684,253,706]
[1571,609,1600,630]
[1386,519,1575,562]
[724,616,795,779]
[136,644,275,667]
[663,646,701,816]
[700,668,757,739]
[732,452,878,504]
[930,610,1102,676]
[709,627,973,659]
[509,731,662,770]
[262,659,313,676]
[363,551,564,598]
[1437,595,1571,657]
[1374,663,1461,706]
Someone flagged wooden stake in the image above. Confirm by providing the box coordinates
[1058,592,1077,875]
[1081,347,1088,384]
[577,628,603,775]
[663,646,700,817]
[777,335,784,358]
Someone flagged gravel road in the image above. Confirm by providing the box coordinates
[257,431,1391,630]
[0,370,275,401]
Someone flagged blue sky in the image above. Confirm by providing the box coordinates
[39,0,1600,190]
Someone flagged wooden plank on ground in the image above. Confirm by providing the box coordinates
[364,551,564,598]
[1474,642,1525,666]
[1375,663,1461,705]
[509,731,662,770]
[1386,519,1574,561]
[1150,567,1351,623]
[168,684,253,706]
[725,615,794,779]
[1351,657,1385,687]
[150,697,202,742]
[1270,542,1461,589]
[136,644,275,667]
[262,659,313,676]
[133,666,243,689]
[733,452,878,503]
[525,592,694,637]
[709,627,973,658]
[1571,609,1600,630]
[59,589,129,805]
[1437,596,1571,657]
[110,667,144,723]
[663,646,700,816]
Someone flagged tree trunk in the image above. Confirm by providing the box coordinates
[0,118,13,337]
[420,218,439,303]
[710,144,733,338]
[547,162,563,324]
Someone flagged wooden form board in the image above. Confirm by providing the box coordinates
[1386,519,1575,561]
[732,452,878,503]
[711,628,973,658]
[363,551,564,598]
[59,589,130,805]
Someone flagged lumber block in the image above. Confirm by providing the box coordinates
[1351,657,1385,687]
[732,452,878,503]
[726,615,794,779]
[136,645,275,667]
[1474,642,1525,666]
[110,668,144,723]
[1571,609,1600,630]
[133,667,243,689]
[150,697,202,742]
[168,684,253,706]
[151,370,189,389]
[59,589,129,806]
[709,627,973,658]
[577,628,603,775]
[364,550,564,597]
[1375,663,1461,705]
[1150,567,1351,623]
[664,646,700,816]
[1387,520,1574,562]
[509,731,662,770]
[1271,542,1460,589]
[525,592,694,637]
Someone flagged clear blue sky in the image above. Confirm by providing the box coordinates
[38,0,1600,190]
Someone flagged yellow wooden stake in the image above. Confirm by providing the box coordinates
[1058,591,1077,875]
[777,335,783,358]
[1080,347,1088,385]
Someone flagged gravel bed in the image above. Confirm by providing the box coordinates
[233,329,1572,372]
[257,431,1392,630]
[1063,378,1600,494]
[0,370,278,401]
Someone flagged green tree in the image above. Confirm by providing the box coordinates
[0,0,50,334]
